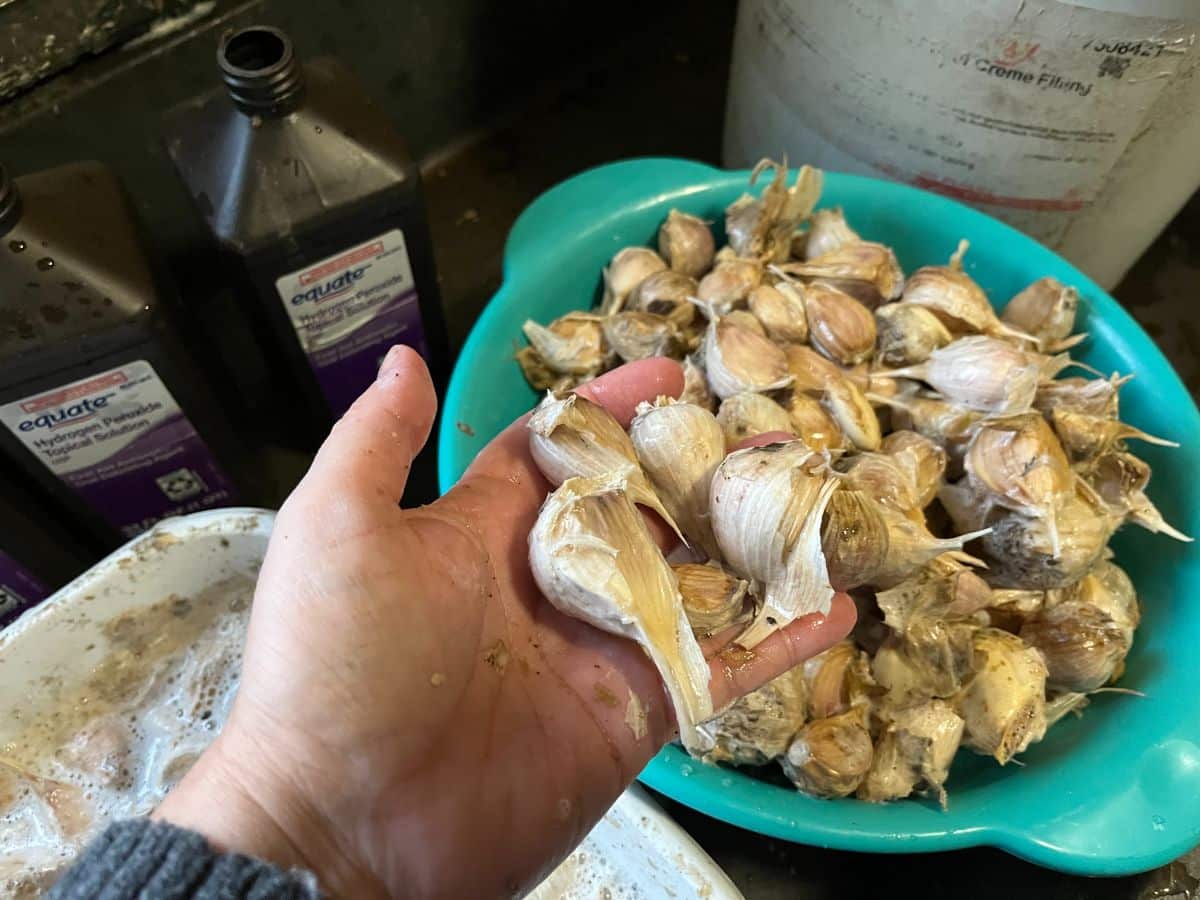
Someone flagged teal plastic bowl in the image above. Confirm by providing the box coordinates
[438,158,1200,876]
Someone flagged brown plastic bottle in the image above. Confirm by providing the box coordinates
[0,161,242,548]
[163,26,450,452]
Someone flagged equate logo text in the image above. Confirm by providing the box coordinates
[18,394,115,431]
[291,265,369,305]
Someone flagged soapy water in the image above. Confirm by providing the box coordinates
[0,576,253,898]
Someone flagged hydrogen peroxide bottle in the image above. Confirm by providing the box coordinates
[0,161,241,548]
[163,25,450,451]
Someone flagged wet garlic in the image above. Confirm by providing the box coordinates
[696,259,764,313]
[781,706,874,798]
[881,430,947,508]
[709,442,839,647]
[717,391,797,449]
[781,242,904,302]
[822,374,882,451]
[803,640,875,720]
[805,282,877,366]
[601,247,667,315]
[1020,600,1130,692]
[884,336,1045,414]
[785,343,844,395]
[858,699,964,805]
[658,209,715,278]
[698,667,808,766]
[1034,374,1126,418]
[804,207,860,261]
[871,392,983,450]
[781,392,844,451]
[836,452,921,515]
[955,628,1048,764]
[821,489,890,591]
[522,313,610,375]
[900,244,1027,340]
[1085,451,1191,542]
[1049,407,1176,464]
[875,303,953,366]
[1001,277,1082,353]
[627,269,699,329]
[528,392,680,535]
[725,159,823,262]
[680,354,715,411]
[702,316,793,399]
[602,311,681,362]
[630,397,726,559]
[528,472,713,748]
[749,282,808,343]
[673,563,750,635]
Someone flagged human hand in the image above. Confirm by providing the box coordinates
[155,346,855,898]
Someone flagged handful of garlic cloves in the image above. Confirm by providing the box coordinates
[518,158,1185,805]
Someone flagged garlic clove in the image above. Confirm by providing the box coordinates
[657,210,716,278]
[803,639,875,720]
[680,353,716,411]
[528,472,713,748]
[836,452,921,514]
[724,308,768,337]
[726,159,823,262]
[871,503,991,589]
[522,313,611,376]
[1050,407,1177,464]
[709,442,839,646]
[1001,277,1079,352]
[805,281,878,366]
[1034,374,1127,418]
[716,391,798,450]
[858,699,964,806]
[630,397,726,559]
[1085,451,1192,542]
[820,489,890,591]
[781,392,845,451]
[602,311,682,362]
[528,392,682,539]
[749,281,809,343]
[696,259,764,314]
[822,374,882,450]
[884,335,1042,414]
[628,269,700,329]
[516,346,561,391]
[875,302,953,366]
[695,666,808,766]
[1077,559,1140,638]
[600,247,667,315]
[781,241,905,301]
[881,430,948,508]
[804,207,861,261]
[702,316,793,399]
[781,706,874,798]
[1019,600,1130,692]
[785,343,845,395]
[954,628,1048,764]
[673,562,750,635]
[900,245,1029,341]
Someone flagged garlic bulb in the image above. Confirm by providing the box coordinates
[782,242,904,302]
[673,562,750,635]
[602,311,681,362]
[697,666,807,766]
[725,160,823,262]
[785,343,844,395]
[881,430,947,508]
[627,269,699,329]
[804,207,860,260]
[885,336,1043,414]
[900,247,1027,340]
[528,472,713,748]
[601,247,667,314]
[781,706,874,798]
[875,302,952,366]
[522,313,610,376]
[680,353,715,411]
[717,391,797,449]
[702,316,793,399]
[822,374,882,451]
[1001,277,1081,352]
[803,640,874,719]
[805,281,877,366]
[696,259,764,313]
[781,392,844,451]
[630,397,725,558]
[749,282,809,343]
[955,628,1048,764]
[858,699,964,805]
[709,442,839,647]
[528,392,680,536]
[1019,600,1130,692]
[657,209,715,278]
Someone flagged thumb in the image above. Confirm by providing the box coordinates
[300,345,438,505]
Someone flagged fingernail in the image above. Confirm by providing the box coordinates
[377,345,406,381]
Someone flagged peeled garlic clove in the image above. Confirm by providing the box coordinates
[820,489,890,591]
[1019,600,1130,692]
[702,316,793,399]
[749,282,809,343]
[1050,407,1177,463]
[782,392,844,451]
[1034,374,1127,418]
[696,259,764,314]
[602,311,681,362]
[528,472,713,748]
[601,247,667,315]
[858,699,964,806]
[696,666,807,766]
[881,430,947,508]
[628,269,699,329]
[954,628,1047,764]
[726,160,823,262]
[822,374,882,450]
[804,207,860,261]
[803,640,875,720]
[709,442,839,646]
[886,335,1041,414]
[522,313,610,376]
[785,343,844,395]
[528,392,681,538]
[875,302,953,366]
[658,209,716,278]
[630,397,726,559]
[1001,277,1079,352]
[680,353,716,412]
[781,241,904,302]
[673,562,750,635]
[717,391,797,449]
[781,706,874,798]
[805,281,877,366]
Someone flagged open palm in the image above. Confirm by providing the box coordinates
[156,347,854,899]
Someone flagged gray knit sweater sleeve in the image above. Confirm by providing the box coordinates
[47,819,323,900]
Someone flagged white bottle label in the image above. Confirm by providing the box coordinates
[274,229,427,416]
[0,361,236,538]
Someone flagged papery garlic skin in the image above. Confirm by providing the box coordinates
[804,207,860,261]
[601,247,667,314]
[859,699,964,805]
[522,313,610,376]
[673,562,750,635]
[658,210,715,278]
[702,316,793,399]
[528,472,713,749]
